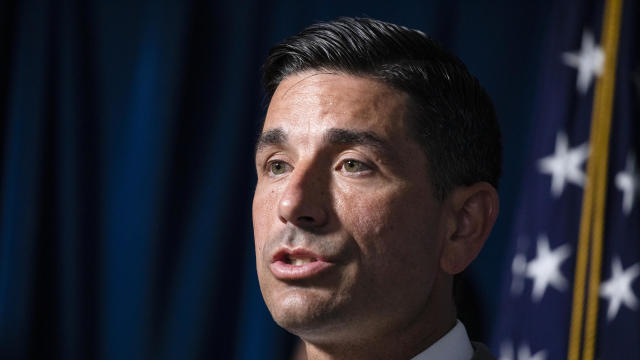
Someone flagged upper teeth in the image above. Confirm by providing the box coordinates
[292,258,313,266]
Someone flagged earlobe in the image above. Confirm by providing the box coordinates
[440,182,500,274]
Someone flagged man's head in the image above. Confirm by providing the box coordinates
[262,17,501,200]
[253,17,501,358]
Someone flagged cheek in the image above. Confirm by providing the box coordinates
[337,188,442,317]
[352,201,394,239]
[339,190,400,249]
[338,186,439,271]
[253,188,280,303]
[252,186,280,233]
[252,186,281,264]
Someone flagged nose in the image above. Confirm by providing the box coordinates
[278,162,328,229]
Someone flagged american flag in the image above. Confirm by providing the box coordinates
[491,0,639,359]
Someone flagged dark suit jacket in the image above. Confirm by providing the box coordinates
[471,342,496,360]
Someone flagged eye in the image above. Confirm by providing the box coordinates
[268,160,291,176]
[341,159,370,173]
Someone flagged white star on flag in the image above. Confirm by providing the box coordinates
[537,131,590,198]
[600,257,640,321]
[499,341,548,360]
[562,29,605,94]
[526,235,572,302]
[615,153,639,215]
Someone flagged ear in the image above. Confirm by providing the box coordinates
[440,182,499,275]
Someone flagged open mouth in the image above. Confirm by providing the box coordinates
[270,248,332,279]
[283,255,318,266]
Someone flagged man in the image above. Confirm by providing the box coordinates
[252,17,500,360]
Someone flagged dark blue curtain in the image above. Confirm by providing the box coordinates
[0,1,551,359]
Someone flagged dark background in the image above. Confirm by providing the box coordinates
[0,0,553,359]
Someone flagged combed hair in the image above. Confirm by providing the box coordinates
[262,17,502,200]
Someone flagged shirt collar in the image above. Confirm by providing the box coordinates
[410,320,474,360]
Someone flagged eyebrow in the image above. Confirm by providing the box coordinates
[254,127,395,158]
[323,128,391,154]
[255,128,287,154]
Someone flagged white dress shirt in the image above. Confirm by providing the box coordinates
[410,320,474,360]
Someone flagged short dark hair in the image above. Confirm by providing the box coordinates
[262,17,502,200]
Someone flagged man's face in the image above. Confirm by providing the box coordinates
[253,71,450,342]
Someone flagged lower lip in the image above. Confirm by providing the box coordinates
[269,260,334,280]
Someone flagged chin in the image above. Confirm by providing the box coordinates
[266,288,344,336]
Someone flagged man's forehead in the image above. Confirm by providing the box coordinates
[272,71,338,101]
[255,73,419,168]
[269,71,405,112]
[264,71,410,138]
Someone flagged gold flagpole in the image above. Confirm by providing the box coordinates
[583,0,623,359]
[567,1,623,359]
